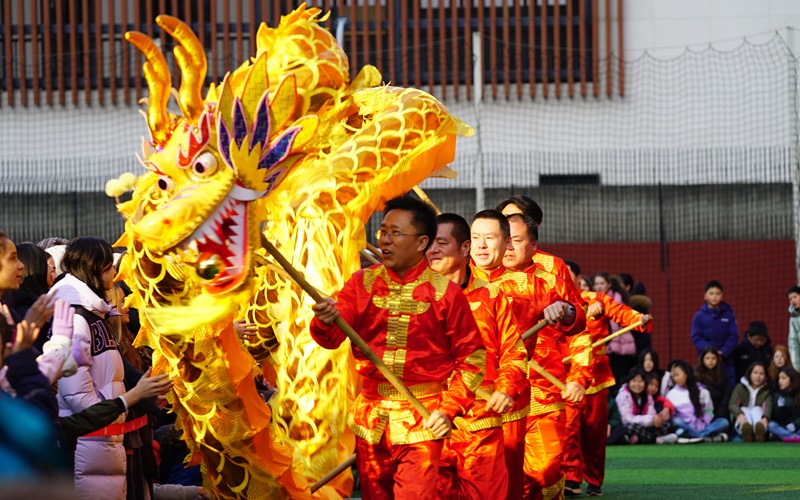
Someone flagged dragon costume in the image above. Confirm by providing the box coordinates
[115,6,471,499]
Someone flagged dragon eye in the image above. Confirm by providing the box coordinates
[157,176,174,192]
[192,152,218,178]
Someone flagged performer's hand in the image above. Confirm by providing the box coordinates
[586,302,603,319]
[561,382,585,403]
[640,314,653,326]
[653,415,663,428]
[312,297,340,325]
[486,391,513,413]
[658,408,671,421]
[234,319,258,342]
[543,302,568,326]
[196,487,213,500]
[424,410,451,438]
[736,413,746,425]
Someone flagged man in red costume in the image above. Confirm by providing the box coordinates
[501,210,590,500]
[470,210,586,500]
[428,213,528,499]
[561,260,652,497]
[310,197,486,500]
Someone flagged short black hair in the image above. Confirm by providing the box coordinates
[383,196,438,251]
[496,195,543,226]
[564,259,581,276]
[472,209,510,239]
[435,213,470,246]
[506,213,538,242]
[788,285,800,296]
[62,237,115,299]
[705,280,723,292]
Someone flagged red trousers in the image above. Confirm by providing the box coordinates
[437,427,507,499]
[563,389,608,488]
[523,410,566,500]
[356,434,443,500]
[503,417,526,500]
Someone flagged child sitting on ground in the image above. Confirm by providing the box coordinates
[768,367,800,441]
[729,361,772,442]
[647,372,674,420]
[666,360,730,442]
[695,346,732,423]
[768,345,794,389]
[615,368,677,444]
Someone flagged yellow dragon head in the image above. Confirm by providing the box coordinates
[120,9,345,297]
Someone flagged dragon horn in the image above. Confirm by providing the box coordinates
[156,15,207,123]
[124,31,171,145]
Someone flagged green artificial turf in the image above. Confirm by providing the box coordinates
[348,442,800,499]
[601,443,800,499]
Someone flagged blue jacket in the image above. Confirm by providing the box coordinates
[691,302,739,384]
[691,302,739,357]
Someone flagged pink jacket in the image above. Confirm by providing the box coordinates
[604,290,636,356]
[52,274,126,500]
[615,385,657,426]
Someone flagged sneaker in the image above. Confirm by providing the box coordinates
[713,433,729,443]
[742,422,754,442]
[755,422,766,442]
[565,480,582,497]
[676,436,703,444]
[656,433,678,444]
[586,484,603,496]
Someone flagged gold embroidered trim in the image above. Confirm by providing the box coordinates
[586,379,615,395]
[529,401,566,416]
[428,268,450,301]
[571,334,593,367]
[510,339,529,372]
[594,345,607,357]
[366,266,452,379]
[502,405,530,423]
[362,267,380,294]
[470,277,490,291]
[532,253,555,273]
[347,408,389,444]
[377,381,446,400]
[469,301,481,312]
[502,270,530,293]
[461,349,487,393]
[542,474,565,500]
[532,266,556,289]
[453,415,503,432]
[348,406,445,445]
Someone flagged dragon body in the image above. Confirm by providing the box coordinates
[116,6,470,499]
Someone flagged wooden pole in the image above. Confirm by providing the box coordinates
[310,453,357,493]
[529,360,567,392]
[366,242,383,260]
[359,249,380,265]
[562,320,644,363]
[412,185,441,215]
[521,319,548,342]
[260,235,432,420]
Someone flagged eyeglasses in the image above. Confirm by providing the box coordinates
[375,229,423,241]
